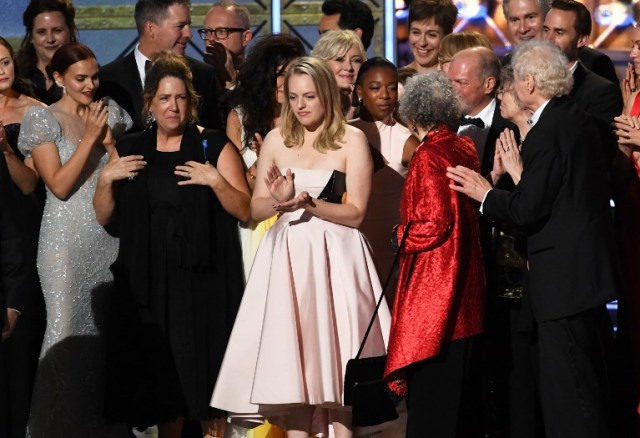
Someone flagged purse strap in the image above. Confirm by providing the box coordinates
[355,221,412,359]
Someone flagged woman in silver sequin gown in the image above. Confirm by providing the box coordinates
[18,43,132,437]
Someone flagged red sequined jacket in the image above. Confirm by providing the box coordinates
[384,126,486,395]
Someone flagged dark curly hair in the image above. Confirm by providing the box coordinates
[229,34,306,150]
[15,0,77,75]
[0,37,35,98]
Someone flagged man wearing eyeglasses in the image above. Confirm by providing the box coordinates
[98,0,223,132]
[201,1,252,91]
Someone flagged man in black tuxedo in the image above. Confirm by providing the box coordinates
[448,41,619,438]
[449,46,522,436]
[98,0,223,132]
[502,0,618,85]
[449,47,514,176]
[543,0,622,125]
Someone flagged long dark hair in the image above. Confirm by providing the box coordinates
[228,34,306,150]
[15,0,77,75]
[0,37,35,98]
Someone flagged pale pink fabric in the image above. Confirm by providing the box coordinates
[211,168,391,415]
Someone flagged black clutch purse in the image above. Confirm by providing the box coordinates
[317,170,346,204]
[343,222,411,427]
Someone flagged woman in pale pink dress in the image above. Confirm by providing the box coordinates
[211,57,390,438]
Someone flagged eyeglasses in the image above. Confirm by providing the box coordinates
[497,87,514,96]
[197,27,247,40]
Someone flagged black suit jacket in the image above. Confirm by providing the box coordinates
[502,47,619,85]
[0,159,26,314]
[570,61,622,167]
[98,52,223,132]
[578,46,619,85]
[483,97,619,322]
[570,61,622,126]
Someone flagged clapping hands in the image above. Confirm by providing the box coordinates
[265,164,295,203]
[83,99,109,145]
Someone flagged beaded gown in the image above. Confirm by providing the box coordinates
[18,101,132,437]
[211,168,391,434]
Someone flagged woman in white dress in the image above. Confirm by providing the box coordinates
[18,42,132,437]
[211,57,390,438]
[350,57,419,301]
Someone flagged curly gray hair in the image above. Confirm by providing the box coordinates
[512,40,573,99]
[399,71,462,131]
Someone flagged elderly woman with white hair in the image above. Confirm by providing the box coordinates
[313,30,366,118]
[384,71,486,438]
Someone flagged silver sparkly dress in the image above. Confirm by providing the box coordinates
[18,101,132,438]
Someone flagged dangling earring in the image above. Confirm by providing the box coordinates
[56,82,66,94]
[145,112,155,129]
[358,97,363,107]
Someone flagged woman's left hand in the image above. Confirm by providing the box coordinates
[175,160,220,187]
[497,129,523,182]
[274,191,314,212]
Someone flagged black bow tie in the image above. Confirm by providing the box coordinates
[459,117,485,128]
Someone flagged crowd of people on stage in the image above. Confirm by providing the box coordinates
[0,0,639,437]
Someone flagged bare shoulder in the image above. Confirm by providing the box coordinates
[341,124,368,149]
[15,95,45,118]
[261,127,285,151]
[23,95,45,108]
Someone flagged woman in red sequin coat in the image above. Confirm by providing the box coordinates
[384,71,485,438]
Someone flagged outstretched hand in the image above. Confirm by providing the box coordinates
[265,164,294,203]
[446,165,492,202]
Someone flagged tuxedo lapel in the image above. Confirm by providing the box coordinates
[121,53,145,129]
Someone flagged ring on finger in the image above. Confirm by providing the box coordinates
[128,173,135,181]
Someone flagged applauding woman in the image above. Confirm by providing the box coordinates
[18,42,132,437]
[94,51,248,438]
[211,57,390,438]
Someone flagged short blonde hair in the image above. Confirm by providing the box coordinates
[280,57,345,152]
[312,29,366,63]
